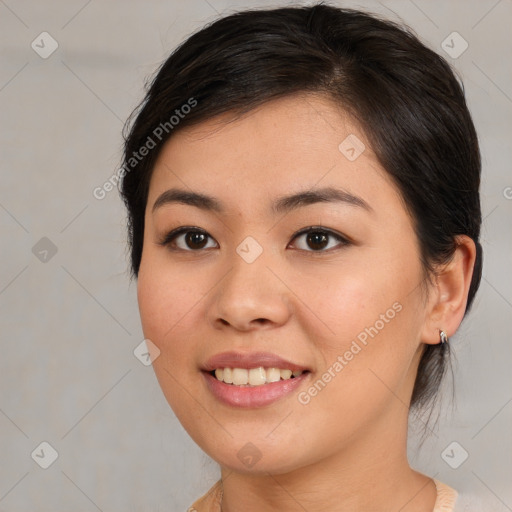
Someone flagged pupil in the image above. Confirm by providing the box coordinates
[186,231,207,249]
[308,232,328,250]
[184,231,329,250]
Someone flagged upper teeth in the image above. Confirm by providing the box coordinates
[214,367,304,386]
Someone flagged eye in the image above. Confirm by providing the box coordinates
[159,225,350,253]
[158,227,218,251]
[289,226,350,252]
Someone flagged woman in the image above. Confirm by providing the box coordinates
[119,4,482,511]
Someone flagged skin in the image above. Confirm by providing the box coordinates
[137,93,476,511]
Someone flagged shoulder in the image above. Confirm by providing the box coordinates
[454,490,511,511]
[433,479,510,512]
[187,480,223,512]
[433,479,458,511]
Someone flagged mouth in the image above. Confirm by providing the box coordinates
[201,351,312,407]
[201,367,311,408]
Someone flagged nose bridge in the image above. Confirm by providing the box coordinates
[231,238,270,293]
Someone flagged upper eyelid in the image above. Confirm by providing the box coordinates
[159,226,349,249]
[289,226,349,246]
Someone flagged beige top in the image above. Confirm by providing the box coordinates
[187,478,458,512]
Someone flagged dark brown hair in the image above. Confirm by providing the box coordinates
[119,3,482,411]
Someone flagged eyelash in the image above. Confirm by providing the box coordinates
[157,226,351,253]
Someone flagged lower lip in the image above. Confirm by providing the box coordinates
[202,371,310,408]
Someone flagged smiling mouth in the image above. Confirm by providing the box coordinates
[208,367,310,387]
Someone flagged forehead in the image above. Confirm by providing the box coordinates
[164,93,368,162]
[147,93,400,214]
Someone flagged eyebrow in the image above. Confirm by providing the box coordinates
[151,186,373,215]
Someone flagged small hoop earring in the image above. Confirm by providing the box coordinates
[439,330,448,344]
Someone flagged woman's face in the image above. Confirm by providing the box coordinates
[138,94,431,474]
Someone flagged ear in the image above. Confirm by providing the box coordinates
[421,235,477,345]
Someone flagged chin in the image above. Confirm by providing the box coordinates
[216,452,303,476]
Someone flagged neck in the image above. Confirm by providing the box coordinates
[219,406,437,512]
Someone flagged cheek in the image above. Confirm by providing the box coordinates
[137,260,204,418]
[297,258,410,347]
[310,283,422,418]
[302,252,424,393]
[137,256,199,358]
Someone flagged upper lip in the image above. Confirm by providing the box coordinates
[202,351,311,372]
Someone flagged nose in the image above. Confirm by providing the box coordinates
[206,249,292,332]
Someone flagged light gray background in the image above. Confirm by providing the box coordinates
[1,0,511,510]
